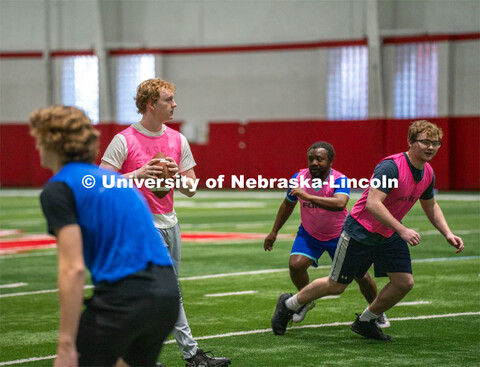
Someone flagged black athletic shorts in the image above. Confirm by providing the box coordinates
[329,230,412,284]
[76,264,180,366]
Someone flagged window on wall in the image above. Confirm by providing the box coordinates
[327,46,368,120]
[116,55,156,124]
[62,56,99,124]
[394,43,438,118]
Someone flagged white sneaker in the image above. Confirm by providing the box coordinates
[292,302,315,323]
[375,313,391,328]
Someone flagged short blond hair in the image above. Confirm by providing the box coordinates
[408,120,443,142]
[29,105,99,164]
[135,79,176,114]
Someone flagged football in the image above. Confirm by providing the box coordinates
[150,152,173,199]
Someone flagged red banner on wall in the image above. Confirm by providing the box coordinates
[1,117,478,190]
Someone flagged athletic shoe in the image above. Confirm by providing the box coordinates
[292,301,316,323]
[350,314,392,340]
[185,349,231,367]
[155,363,166,367]
[271,293,294,335]
[375,313,391,328]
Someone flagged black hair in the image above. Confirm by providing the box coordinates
[308,141,335,162]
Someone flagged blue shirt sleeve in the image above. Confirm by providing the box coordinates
[334,176,350,196]
[286,172,299,202]
[373,159,399,194]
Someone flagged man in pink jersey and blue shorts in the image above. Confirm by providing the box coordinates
[265,142,388,327]
[271,120,464,340]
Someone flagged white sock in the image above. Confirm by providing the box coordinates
[359,307,380,322]
[285,294,303,311]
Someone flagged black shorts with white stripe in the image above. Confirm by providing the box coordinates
[329,230,412,284]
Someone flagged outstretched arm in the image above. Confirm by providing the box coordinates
[264,198,296,251]
[289,188,348,211]
[420,197,464,253]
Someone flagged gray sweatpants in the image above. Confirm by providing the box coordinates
[158,224,198,359]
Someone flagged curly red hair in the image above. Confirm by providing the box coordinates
[135,79,176,114]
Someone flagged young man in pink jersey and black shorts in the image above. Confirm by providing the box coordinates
[265,142,389,327]
[271,120,464,340]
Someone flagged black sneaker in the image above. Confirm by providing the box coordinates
[350,313,392,341]
[185,348,231,367]
[271,293,294,335]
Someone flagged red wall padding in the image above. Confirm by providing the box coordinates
[0,125,51,186]
[244,119,386,183]
[450,117,480,190]
[1,118,478,190]
[199,122,248,187]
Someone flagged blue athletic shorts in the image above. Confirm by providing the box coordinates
[329,230,412,284]
[290,225,339,267]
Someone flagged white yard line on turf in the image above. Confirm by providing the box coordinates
[176,191,480,201]
[179,266,329,281]
[418,229,479,236]
[0,289,58,298]
[0,189,42,197]
[0,251,57,260]
[0,209,42,215]
[181,221,272,229]
[0,256,479,298]
[182,238,295,246]
[0,285,93,298]
[165,312,480,344]
[412,256,479,263]
[1,219,45,227]
[404,214,480,220]
[0,244,56,255]
[176,201,267,208]
[177,209,275,217]
[2,312,478,365]
[397,301,431,306]
[179,256,479,280]
[0,283,27,289]
[0,356,57,366]
[205,290,257,297]
[0,230,23,237]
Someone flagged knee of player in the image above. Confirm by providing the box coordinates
[289,262,301,274]
[392,276,414,293]
[354,273,371,286]
[327,278,347,295]
[289,258,308,274]
[403,278,415,292]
